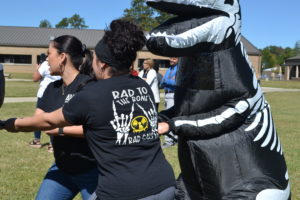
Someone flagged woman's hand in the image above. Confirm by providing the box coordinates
[158,122,169,135]
[0,118,17,132]
[45,128,59,136]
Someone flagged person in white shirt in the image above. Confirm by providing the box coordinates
[138,58,160,110]
[29,58,61,152]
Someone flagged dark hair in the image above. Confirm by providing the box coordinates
[39,53,47,64]
[101,19,146,75]
[52,35,94,77]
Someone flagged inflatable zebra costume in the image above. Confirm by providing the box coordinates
[146,0,291,199]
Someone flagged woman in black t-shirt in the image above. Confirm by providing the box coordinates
[36,35,98,200]
[1,20,175,200]
[6,35,98,200]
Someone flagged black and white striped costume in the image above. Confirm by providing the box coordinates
[146,0,291,199]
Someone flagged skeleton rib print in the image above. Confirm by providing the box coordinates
[174,41,283,156]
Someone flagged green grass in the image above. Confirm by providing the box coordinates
[264,92,300,198]
[261,80,300,89]
[0,102,54,200]
[5,81,39,97]
[8,73,33,79]
[0,90,299,199]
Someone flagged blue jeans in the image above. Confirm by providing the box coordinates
[34,130,41,140]
[36,163,98,200]
[89,186,175,200]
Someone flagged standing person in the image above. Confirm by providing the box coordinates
[36,35,97,200]
[35,35,98,200]
[0,63,5,108]
[160,57,178,148]
[29,54,61,152]
[138,58,160,110]
[1,19,175,200]
[8,35,98,200]
[153,64,163,89]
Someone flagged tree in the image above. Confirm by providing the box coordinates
[261,48,277,69]
[68,14,88,29]
[294,40,300,55]
[261,45,297,69]
[55,14,88,29]
[55,17,69,28]
[39,19,52,28]
[122,0,173,31]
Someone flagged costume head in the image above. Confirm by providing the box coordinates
[146,0,241,56]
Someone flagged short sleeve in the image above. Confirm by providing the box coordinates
[38,61,50,77]
[37,82,52,111]
[37,94,48,111]
[62,92,89,125]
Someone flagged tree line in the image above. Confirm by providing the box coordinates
[261,42,300,70]
[39,0,300,70]
[39,14,88,29]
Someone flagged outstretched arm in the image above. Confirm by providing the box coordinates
[1,108,70,132]
[45,126,84,138]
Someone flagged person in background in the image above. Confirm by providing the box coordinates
[29,54,61,152]
[0,19,175,200]
[153,64,163,89]
[160,57,178,148]
[138,58,160,110]
[0,63,5,108]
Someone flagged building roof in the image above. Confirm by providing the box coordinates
[283,55,300,66]
[0,26,260,55]
[0,26,104,49]
[240,36,261,55]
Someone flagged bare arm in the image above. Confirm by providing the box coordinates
[45,126,84,138]
[32,64,42,82]
[1,108,71,132]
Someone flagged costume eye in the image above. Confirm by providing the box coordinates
[224,0,234,5]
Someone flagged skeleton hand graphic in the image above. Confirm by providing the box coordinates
[110,102,134,145]
[137,98,157,134]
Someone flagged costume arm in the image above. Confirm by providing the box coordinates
[169,100,250,138]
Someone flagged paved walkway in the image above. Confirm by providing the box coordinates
[5,78,32,82]
[4,97,37,103]
[3,87,300,104]
[261,87,300,93]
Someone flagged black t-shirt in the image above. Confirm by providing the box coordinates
[38,74,96,174]
[63,74,175,200]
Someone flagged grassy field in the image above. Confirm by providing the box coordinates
[6,73,33,79]
[5,81,39,97]
[261,80,300,89]
[0,81,299,199]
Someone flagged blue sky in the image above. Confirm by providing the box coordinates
[0,0,299,49]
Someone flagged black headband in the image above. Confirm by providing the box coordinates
[95,39,125,69]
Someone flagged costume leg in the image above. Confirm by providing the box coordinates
[177,138,204,200]
[222,177,291,200]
